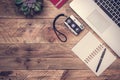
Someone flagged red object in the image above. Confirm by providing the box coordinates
[50,0,68,9]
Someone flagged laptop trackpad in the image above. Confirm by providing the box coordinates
[87,10,111,33]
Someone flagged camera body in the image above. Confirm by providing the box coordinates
[64,15,84,35]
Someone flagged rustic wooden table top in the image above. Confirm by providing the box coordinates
[0,0,120,80]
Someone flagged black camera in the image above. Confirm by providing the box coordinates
[64,15,84,35]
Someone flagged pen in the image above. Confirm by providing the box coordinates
[96,48,106,72]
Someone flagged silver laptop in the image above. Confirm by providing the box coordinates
[70,0,120,57]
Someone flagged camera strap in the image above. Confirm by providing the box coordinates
[53,14,68,42]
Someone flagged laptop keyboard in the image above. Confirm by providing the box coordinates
[94,0,120,27]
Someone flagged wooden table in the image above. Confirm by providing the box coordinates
[0,0,120,80]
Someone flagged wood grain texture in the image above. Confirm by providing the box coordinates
[0,70,120,80]
[0,19,88,43]
[0,0,120,80]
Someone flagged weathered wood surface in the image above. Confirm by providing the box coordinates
[0,0,120,80]
[0,70,120,80]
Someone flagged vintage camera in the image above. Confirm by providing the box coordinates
[64,15,84,35]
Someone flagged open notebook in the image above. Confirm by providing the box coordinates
[72,32,116,76]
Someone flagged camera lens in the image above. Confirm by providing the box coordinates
[71,24,76,28]
[67,19,72,24]
[75,28,80,32]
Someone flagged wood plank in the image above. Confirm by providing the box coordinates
[0,70,120,80]
[60,70,120,80]
[0,19,89,43]
[0,57,87,70]
[0,57,119,70]
[0,43,75,58]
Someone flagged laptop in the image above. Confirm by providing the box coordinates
[70,0,120,57]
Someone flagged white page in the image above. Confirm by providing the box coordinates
[72,32,116,76]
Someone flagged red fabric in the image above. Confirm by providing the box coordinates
[50,0,68,9]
